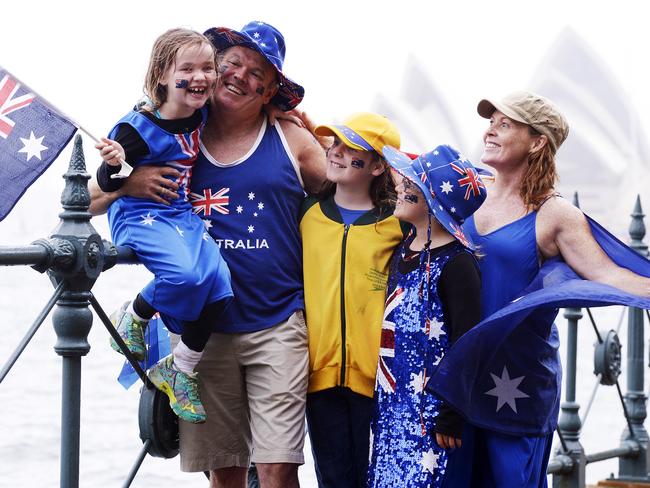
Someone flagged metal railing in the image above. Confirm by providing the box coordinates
[0,136,173,488]
[1,137,650,487]
[547,193,650,487]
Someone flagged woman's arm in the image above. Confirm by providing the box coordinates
[537,197,650,297]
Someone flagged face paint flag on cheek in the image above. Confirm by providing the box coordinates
[175,79,189,89]
[351,159,366,169]
[404,194,419,204]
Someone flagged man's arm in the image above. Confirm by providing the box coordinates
[279,119,327,196]
[89,165,182,215]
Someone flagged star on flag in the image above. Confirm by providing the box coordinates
[18,131,47,161]
[440,181,453,194]
[420,448,440,474]
[140,212,156,225]
[485,365,529,413]
[248,192,255,200]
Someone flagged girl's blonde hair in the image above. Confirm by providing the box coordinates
[521,127,558,210]
[143,28,217,109]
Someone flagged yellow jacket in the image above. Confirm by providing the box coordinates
[300,196,406,398]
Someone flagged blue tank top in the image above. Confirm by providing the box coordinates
[189,117,305,333]
[109,107,207,203]
[464,212,539,318]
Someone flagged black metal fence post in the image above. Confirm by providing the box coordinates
[46,135,105,488]
[618,195,650,481]
[554,193,586,487]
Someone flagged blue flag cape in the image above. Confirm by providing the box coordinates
[427,215,650,436]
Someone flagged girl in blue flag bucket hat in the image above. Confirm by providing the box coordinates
[367,145,486,488]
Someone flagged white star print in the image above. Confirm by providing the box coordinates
[253,32,260,38]
[440,181,453,194]
[433,150,439,156]
[420,448,440,474]
[409,370,426,394]
[485,366,530,413]
[438,204,443,210]
[175,225,184,237]
[248,192,255,200]
[236,205,243,214]
[254,212,258,217]
[428,318,446,340]
[18,131,48,161]
[450,207,456,213]
[260,42,267,47]
[257,202,264,210]
[247,225,255,233]
[140,212,156,225]
[202,219,212,229]
[426,162,432,167]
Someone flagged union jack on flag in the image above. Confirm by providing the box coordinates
[0,66,77,221]
[451,162,486,200]
[190,187,230,215]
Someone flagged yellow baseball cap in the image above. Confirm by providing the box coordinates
[314,112,401,155]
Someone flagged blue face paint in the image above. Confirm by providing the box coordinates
[218,65,228,75]
[351,159,365,169]
[175,79,189,89]
[255,86,265,95]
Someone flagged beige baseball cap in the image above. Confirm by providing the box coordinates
[477,91,569,151]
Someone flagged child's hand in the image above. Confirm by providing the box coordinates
[435,433,462,450]
[264,105,306,129]
[96,137,126,166]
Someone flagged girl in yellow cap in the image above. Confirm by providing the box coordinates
[300,112,407,488]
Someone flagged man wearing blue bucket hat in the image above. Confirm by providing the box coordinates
[367,145,485,488]
[91,20,327,488]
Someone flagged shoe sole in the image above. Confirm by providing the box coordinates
[149,369,206,424]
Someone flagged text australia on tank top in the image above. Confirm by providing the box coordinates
[189,117,305,333]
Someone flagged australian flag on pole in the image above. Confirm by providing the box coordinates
[0,66,77,221]
[427,214,650,436]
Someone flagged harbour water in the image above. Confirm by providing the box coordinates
[0,159,643,487]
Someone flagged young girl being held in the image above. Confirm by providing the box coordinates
[300,112,407,488]
[367,145,486,488]
[95,28,233,424]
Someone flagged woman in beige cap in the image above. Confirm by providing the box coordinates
[429,91,650,487]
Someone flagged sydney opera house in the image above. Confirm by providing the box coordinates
[372,28,649,238]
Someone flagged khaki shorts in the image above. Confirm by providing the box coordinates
[176,310,308,472]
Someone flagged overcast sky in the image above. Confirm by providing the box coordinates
[2,0,649,234]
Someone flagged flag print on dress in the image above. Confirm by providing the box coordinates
[428,214,650,437]
[106,104,232,336]
[0,67,77,221]
[368,242,466,488]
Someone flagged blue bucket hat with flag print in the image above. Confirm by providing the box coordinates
[383,144,487,250]
[204,21,304,111]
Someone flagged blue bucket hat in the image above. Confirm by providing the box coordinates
[383,145,487,249]
[204,21,304,111]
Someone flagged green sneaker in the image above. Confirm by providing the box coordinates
[109,301,147,361]
[148,355,207,424]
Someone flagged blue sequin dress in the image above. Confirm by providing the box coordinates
[368,241,467,488]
